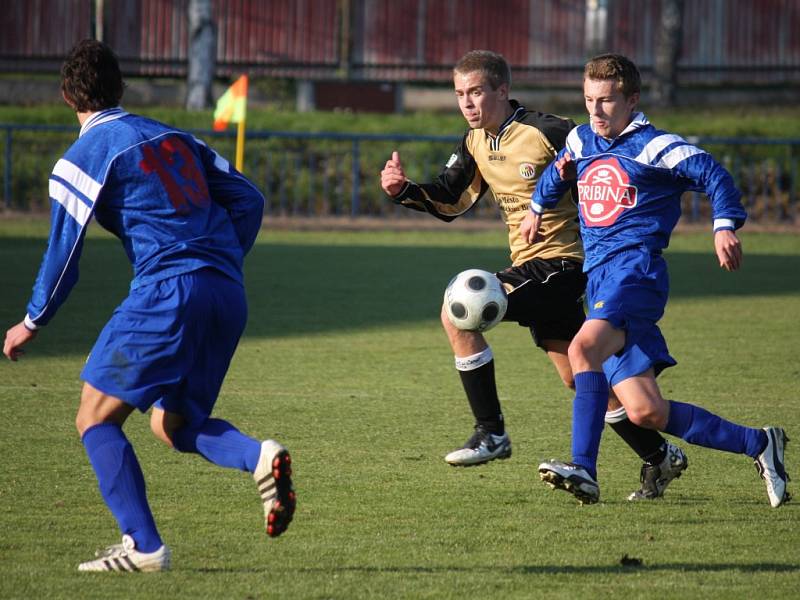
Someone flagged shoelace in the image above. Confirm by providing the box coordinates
[94,543,126,559]
[465,427,490,450]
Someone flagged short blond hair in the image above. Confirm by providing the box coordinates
[584,54,641,97]
[454,50,511,90]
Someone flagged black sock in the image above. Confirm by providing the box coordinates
[458,360,504,435]
[609,417,666,464]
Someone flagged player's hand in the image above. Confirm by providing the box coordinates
[520,210,543,245]
[3,321,37,361]
[555,152,577,181]
[714,229,743,271]
[380,151,407,197]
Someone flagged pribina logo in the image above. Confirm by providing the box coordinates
[519,162,536,179]
[577,158,637,227]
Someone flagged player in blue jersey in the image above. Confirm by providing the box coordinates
[522,54,789,508]
[381,50,688,502]
[3,40,296,571]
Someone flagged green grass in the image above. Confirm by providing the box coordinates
[0,221,798,599]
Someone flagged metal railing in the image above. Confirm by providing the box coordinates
[1,123,798,224]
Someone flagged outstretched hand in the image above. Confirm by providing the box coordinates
[3,321,37,361]
[380,151,407,197]
[714,229,743,271]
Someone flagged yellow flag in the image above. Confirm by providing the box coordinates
[213,75,248,131]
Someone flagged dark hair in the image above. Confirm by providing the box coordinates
[454,50,511,90]
[61,39,125,112]
[584,53,641,97]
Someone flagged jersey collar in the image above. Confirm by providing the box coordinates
[590,111,650,139]
[485,100,526,149]
[79,107,129,137]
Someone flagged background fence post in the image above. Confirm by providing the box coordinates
[351,138,360,217]
[4,126,11,209]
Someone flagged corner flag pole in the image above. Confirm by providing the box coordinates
[236,118,246,173]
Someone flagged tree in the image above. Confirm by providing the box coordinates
[652,0,685,108]
[186,0,216,110]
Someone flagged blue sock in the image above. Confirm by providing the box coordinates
[665,400,767,458]
[571,371,609,479]
[172,418,262,473]
[82,423,163,553]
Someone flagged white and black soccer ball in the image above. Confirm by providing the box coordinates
[443,269,508,332]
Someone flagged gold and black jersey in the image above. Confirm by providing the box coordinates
[393,100,583,266]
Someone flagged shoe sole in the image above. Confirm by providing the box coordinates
[445,446,512,467]
[258,449,296,537]
[539,468,599,505]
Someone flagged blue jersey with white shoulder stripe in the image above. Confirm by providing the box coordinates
[26,108,265,328]
[532,113,746,271]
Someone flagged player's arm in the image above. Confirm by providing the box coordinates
[382,136,488,222]
[522,148,576,244]
[674,150,746,271]
[195,137,265,255]
[9,173,95,359]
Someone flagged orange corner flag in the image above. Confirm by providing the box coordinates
[213,75,248,131]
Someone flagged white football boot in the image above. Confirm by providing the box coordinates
[539,459,600,505]
[754,427,790,508]
[78,534,170,572]
[445,425,512,466]
[254,439,296,536]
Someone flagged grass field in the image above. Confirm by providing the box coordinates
[1,220,798,599]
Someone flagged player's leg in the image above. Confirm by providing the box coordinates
[151,408,260,471]
[154,268,296,534]
[613,373,789,507]
[75,383,170,572]
[538,318,624,504]
[441,304,511,466]
[543,339,687,500]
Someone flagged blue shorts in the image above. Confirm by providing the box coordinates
[585,249,676,386]
[81,268,247,425]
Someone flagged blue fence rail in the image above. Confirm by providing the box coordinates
[2,123,798,224]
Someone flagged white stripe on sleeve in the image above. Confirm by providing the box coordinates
[49,179,93,226]
[565,128,583,159]
[51,159,102,202]
[656,145,706,169]
[634,134,685,165]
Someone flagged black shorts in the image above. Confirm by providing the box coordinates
[496,258,586,348]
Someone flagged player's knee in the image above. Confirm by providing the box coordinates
[74,402,108,436]
[75,412,91,436]
[567,338,590,369]
[625,403,668,430]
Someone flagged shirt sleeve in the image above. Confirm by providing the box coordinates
[531,147,573,214]
[25,190,92,328]
[391,134,488,222]
[194,137,265,255]
[670,149,747,232]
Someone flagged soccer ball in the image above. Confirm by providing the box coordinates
[443,269,508,332]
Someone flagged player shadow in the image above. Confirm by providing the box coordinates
[2,236,799,348]
[192,561,800,575]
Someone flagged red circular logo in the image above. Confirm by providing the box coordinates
[577,157,638,227]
